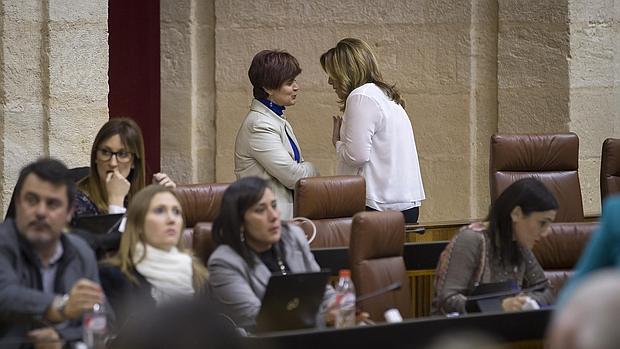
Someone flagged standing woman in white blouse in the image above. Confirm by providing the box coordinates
[320,38,425,223]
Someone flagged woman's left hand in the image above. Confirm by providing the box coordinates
[332,115,342,147]
[153,172,176,188]
[501,295,527,312]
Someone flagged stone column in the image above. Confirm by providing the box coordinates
[0,0,108,214]
[497,0,570,133]
[160,0,216,185]
[469,0,499,219]
[498,0,620,216]
[568,0,620,214]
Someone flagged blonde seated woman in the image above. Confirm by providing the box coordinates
[99,185,207,325]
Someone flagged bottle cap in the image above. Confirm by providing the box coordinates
[339,269,351,277]
[384,308,403,323]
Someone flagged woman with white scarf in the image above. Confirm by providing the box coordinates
[99,185,208,325]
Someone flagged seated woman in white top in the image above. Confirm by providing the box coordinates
[320,38,425,223]
[99,185,208,325]
[235,50,319,220]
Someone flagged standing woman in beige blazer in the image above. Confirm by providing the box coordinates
[235,50,319,220]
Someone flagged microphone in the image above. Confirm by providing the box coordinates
[355,282,402,304]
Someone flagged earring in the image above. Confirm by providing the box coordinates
[269,99,273,108]
[240,227,246,243]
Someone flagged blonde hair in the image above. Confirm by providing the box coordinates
[104,185,208,292]
[320,38,405,111]
[78,117,146,213]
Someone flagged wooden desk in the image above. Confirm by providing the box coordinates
[406,219,476,242]
[244,309,551,349]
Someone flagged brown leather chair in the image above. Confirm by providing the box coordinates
[532,222,597,297]
[601,138,620,202]
[490,133,584,222]
[349,211,412,321]
[293,175,366,248]
[174,183,229,263]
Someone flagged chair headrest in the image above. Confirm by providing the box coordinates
[175,183,229,226]
[294,175,365,219]
[491,133,579,171]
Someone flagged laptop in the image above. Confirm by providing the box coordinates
[465,280,519,313]
[464,280,548,313]
[71,214,124,235]
[255,270,330,333]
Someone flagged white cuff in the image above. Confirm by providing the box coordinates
[108,205,127,214]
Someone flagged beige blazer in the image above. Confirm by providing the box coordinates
[235,99,319,219]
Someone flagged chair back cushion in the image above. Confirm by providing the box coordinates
[601,138,620,201]
[192,222,215,266]
[175,183,229,227]
[294,175,365,219]
[349,211,412,320]
[532,222,597,269]
[490,133,584,222]
[532,222,597,296]
[290,217,353,247]
[294,176,365,248]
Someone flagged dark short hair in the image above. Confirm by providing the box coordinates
[212,177,270,267]
[488,177,559,266]
[248,50,302,99]
[14,158,77,209]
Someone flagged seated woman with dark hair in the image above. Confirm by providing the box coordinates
[433,178,558,315]
[73,118,176,257]
[75,117,175,217]
[207,176,334,330]
[99,185,207,325]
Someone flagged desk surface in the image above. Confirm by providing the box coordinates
[244,309,551,349]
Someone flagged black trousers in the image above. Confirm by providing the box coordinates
[365,206,420,224]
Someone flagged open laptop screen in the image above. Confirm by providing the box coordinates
[255,271,330,333]
[71,213,124,235]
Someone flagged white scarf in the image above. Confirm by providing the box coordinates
[133,243,195,305]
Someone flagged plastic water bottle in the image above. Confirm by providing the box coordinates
[83,303,107,349]
[335,269,356,328]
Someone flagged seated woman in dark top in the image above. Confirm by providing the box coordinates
[75,117,175,217]
[433,178,558,315]
[207,176,335,330]
[99,185,207,326]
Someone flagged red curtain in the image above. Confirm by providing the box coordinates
[108,0,160,180]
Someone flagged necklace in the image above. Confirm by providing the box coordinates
[276,255,288,275]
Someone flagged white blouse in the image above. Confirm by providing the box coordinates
[335,83,425,211]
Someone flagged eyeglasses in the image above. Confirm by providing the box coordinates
[96,149,134,163]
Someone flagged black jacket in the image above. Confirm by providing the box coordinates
[98,265,156,330]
